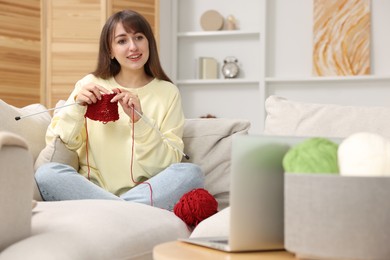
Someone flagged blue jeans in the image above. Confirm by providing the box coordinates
[35,162,204,210]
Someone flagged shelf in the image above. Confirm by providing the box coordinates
[162,0,390,134]
[265,75,390,84]
[177,30,260,38]
[177,79,259,85]
[169,0,265,134]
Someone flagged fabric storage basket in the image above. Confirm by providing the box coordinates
[284,174,390,260]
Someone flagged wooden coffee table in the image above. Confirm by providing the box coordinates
[153,241,297,260]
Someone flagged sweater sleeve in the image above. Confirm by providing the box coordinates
[131,86,185,178]
[45,79,88,150]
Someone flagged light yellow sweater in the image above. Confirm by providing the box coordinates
[46,74,185,196]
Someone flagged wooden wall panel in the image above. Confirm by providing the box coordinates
[43,0,158,108]
[111,0,156,31]
[0,0,41,107]
[43,0,104,108]
[0,0,158,108]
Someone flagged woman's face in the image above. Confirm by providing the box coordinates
[111,22,149,73]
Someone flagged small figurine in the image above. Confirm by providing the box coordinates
[226,15,237,30]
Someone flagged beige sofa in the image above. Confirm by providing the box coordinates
[3,95,390,259]
[0,99,250,259]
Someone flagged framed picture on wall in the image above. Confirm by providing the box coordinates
[313,0,371,76]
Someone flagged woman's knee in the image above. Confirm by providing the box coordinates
[35,162,75,184]
[171,162,204,186]
[170,162,203,175]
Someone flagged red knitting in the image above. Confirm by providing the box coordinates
[85,93,119,123]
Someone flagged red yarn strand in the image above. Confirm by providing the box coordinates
[130,104,153,206]
[82,93,153,206]
[85,117,91,180]
[84,94,119,180]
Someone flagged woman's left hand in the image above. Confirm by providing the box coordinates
[111,89,142,122]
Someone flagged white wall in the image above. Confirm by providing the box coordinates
[265,0,390,108]
[160,0,390,133]
[266,0,390,77]
[159,0,173,78]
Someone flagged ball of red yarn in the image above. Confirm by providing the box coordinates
[174,188,218,227]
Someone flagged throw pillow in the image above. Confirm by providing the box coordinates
[264,95,390,139]
[190,207,230,238]
[182,118,251,210]
[34,136,79,171]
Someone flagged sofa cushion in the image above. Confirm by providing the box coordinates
[32,100,79,173]
[182,119,251,211]
[0,99,51,161]
[190,207,230,238]
[264,95,390,138]
[0,132,34,251]
[0,200,190,259]
[34,136,79,172]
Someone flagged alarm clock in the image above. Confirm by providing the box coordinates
[222,56,239,79]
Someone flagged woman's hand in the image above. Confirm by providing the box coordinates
[75,83,111,105]
[111,89,142,122]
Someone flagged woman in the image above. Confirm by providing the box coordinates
[35,10,204,210]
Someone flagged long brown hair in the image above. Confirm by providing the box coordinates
[93,10,172,83]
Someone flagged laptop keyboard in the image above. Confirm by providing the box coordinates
[210,239,228,244]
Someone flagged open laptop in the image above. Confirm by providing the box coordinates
[179,135,305,252]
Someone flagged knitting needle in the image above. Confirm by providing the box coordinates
[132,107,190,160]
[14,101,191,160]
[15,102,80,121]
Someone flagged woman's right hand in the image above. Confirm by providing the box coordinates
[75,83,111,106]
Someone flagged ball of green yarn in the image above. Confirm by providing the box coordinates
[283,138,339,174]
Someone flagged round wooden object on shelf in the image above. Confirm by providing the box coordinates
[200,10,224,31]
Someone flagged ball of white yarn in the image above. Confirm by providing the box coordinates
[338,132,390,177]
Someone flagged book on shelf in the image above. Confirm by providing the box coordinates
[198,57,218,79]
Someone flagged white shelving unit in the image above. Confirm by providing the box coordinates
[160,0,390,134]
[166,0,264,133]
